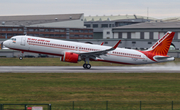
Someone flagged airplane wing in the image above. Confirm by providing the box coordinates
[76,40,121,59]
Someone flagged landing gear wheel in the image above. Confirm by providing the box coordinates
[83,64,87,69]
[19,56,23,60]
[83,58,91,69]
[86,64,91,69]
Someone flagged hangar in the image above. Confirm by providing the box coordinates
[0,13,93,40]
[84,15,156,39]
[0,13,93,57]
[112,21,180,50]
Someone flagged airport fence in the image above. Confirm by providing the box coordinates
[52,101,180,110]
[0,101,180,110]
[0,104,51,110]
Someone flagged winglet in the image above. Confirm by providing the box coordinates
[113,40,121,49]
[105,40,121,52]
[100,42,104,46]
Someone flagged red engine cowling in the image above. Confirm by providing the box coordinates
[61,52,79,63]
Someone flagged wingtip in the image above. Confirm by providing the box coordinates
[101,42,104,45]
[113,40,121,49]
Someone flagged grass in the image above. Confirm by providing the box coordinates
[0,58,180,109]
[0,73,179,109]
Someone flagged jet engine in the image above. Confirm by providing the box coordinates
[60,52,80,63]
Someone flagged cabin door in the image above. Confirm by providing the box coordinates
[21,37,26,46]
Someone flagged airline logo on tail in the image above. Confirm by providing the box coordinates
[140,31,175,61]
[147,31,175,56]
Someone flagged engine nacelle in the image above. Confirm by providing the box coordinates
[60,52,79,63]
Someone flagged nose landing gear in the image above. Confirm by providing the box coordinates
[19,56,23,60]
[19,51,24,60]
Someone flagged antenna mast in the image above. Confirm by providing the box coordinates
[147,7,149,21]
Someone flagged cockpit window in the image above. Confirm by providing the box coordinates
[11,38,16,41]
[11,38,16,43]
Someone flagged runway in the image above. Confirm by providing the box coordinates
[0,65,180,73]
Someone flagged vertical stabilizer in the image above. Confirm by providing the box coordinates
[146,31,175,56]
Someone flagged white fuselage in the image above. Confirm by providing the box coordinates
[3,35,172,65]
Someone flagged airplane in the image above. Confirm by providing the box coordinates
[3,31,175,69]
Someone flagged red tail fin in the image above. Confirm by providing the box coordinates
[146,31,175,56]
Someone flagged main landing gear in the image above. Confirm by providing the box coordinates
[83,58,91,69]
[83,63,91,69]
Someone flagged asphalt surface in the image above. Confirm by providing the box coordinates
[0,65,180,73]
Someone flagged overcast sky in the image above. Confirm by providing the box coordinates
[0,0,179,19]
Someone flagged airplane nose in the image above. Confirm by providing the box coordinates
[3,40,8,47]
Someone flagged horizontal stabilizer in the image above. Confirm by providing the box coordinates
[154,56,174,61]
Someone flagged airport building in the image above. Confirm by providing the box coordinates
[112,21,180,50]
[0,13,94,57]
[84,15,156,39]
[0,13,93,40]
[1,14,180,58]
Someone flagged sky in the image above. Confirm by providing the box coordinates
[0,0,180,19]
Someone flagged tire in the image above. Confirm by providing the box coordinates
[83,64,87,69]
[86,64,91,69]
[19,56,23,60]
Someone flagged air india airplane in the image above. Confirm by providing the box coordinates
[3,31,175,69]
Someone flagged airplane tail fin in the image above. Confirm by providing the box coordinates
[146,31,175,56]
